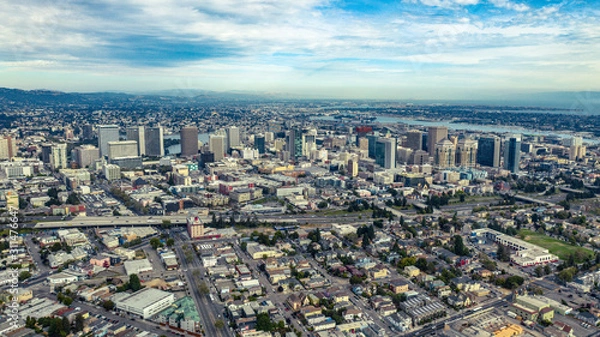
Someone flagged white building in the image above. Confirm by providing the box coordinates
[108,140,138,160]
[103,164,121,181]
[50,143,68,170]
[114,288,175,319]
[124,258,153,275]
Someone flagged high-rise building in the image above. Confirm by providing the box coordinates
[50,143,68,170]
[348,158,359,177]
[358,137,369,151]
[227,126,240,151]
[64,127,74,140]
[108,140,138,160]
[72,145,100,168]
[180,126,199,157]
[504,134,521,174]
[103,164,121,181]
[126,126,146,156]
[477,136,501,168]
[82,124,94,140]
[303,128,317,156]
[98,125,119,157]
[287,128,304,160]
[406,130,423,151]
[455,138,478,167]
[41,144,53,164]
[255,134,265,154]
[209,134,226,162]
[187,215,204,239]
[434,139,455,168]
[145,126,164,157]
[428,126,448,156]
[375,138,396,169]
[411,150,430,165]
[367,133,379,159]
[0,136,17,160]
[568,137,586,161]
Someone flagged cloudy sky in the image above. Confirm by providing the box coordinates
[1,0,598,99]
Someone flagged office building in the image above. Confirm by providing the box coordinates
[358,137,369,151]
[348,158,359,177]
[187,216,205,239]
[72,145,100,168]
[115,288,175,320]
[303,128,317,156]
[145,126,164,157]
[406,130,423,151]
[108,141,138,160]
[0,136,17,160]
[455,138,478,167]
[375,138,396,169]
[180,126,199,157]
[50,144,68,170]
[477,136,501,168]
[82,124,94,140]
[103,164,121,181]
[504,134,521,174]
[227,126,240,151]
[568,137,586,161]
[434,139,455,168]
[41,144,53,164]
[367,133,379,159]
[98,125,119,157]
[209,134,226,162]
[255,134,265,154]
[287,128,304,160]
[428,126,448,156]
[126,126,146,156]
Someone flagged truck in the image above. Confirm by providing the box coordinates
[507,311,517,319]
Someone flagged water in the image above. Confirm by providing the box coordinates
[313,115,599,144]
[164,132,210,155]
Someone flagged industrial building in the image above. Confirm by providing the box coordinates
[114,288,175,319]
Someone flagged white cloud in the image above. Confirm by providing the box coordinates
[489,0,529,12]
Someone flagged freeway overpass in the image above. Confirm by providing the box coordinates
[32,215,198,229]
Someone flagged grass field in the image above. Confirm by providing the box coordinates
[518,229,593,262]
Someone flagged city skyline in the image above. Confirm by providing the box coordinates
[1,0,599,100]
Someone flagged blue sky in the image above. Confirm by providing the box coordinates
[0,0,598,99]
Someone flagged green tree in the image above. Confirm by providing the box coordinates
[62,296,73,306]
[453,235,468,256]
[66,193,80,205]
[75,314,84,332]
[214,319,225,329]
[129,274,142,291]
[18,271,32,281]
[349,275,363,285]
[150,237,162,249]
[544,265,552,275]
[61,316,70,333]
[534,265,544,277]
[256,312,273,332]
[199,282,210,295]
[166,238,175,247]
[102,300,115,311]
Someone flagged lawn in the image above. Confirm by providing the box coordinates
[518,229,593,262]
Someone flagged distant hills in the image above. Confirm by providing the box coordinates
[0,87,599,112]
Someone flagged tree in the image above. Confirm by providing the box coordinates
[18,271,32,281]
[62,297,73,306]
[199,282,210,295]
[214,319,225,329]
[103,300,115,311]
[129,274,142,291]
[496,244,510,262]
[75,314,84,332]
[453,235,468,256]
[256,312,273,332]
[166,238,175,247]
[150,237,162,250]
[534,265,544,278]
[50,242,63,252]
[66,193,80,205]
[349,275,363,285]
[544,265,552,275]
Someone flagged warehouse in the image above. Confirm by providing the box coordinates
[114,288,175,319]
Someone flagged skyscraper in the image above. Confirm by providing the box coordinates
[108,140,138,160]
[455,138,478,167]
[406,130,423,151]
[180,126,199,157]
[367,133,379,159]
[50,143,68,170]
[145,126,164,157]
[375,138,396,169]
[504,134,521,174]
[98,125,119,157]
[72,145,100,168]
[0,136,17,160]
[227,126,240,151]
[434,139,455,168]
[287,128,304,160]
[567,137,586,161]
[255,134,265,154]
[477,136,501,167]
[126,126,146,156]
[209,134,226,162]
[428,126,448,156]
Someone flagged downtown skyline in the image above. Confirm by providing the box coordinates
[1,0,599,100]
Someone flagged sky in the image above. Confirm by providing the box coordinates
[0,0,599,100]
